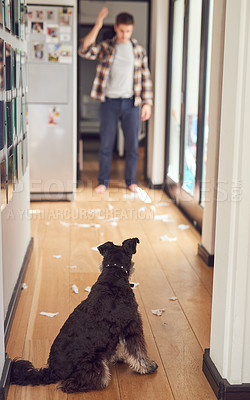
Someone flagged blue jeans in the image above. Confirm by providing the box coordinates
[98,97,140,187]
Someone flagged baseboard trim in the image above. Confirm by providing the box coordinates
[198,243,214,266]
[30,192,74,201]
[4,237,34,345]
[0,354,11,400]
[146,179,165,190]
[203,349,250,400]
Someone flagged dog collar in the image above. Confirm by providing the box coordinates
[106,263,128,275]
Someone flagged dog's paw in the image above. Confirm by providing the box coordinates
[145,360,158,374]
[58,379,78,394]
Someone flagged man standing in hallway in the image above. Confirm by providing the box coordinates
[78,7,153,194]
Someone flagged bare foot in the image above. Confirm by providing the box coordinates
[95,184,107,194]
[128,184,138,193]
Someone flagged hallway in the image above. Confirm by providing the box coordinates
[6,154,215,399]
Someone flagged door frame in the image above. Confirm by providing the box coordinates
[164,0,211,231]
[77,0,151,183]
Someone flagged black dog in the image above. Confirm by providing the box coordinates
[10,238,158,393]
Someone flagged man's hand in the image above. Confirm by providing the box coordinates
[96,7,109,29]
[141,104,151,121]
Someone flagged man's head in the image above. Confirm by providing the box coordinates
[114,12,134,43]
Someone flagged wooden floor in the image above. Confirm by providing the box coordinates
[6,149,216,399]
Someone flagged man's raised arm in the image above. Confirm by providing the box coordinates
[78,7,108,55]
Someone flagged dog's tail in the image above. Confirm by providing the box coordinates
[10,358,58,386]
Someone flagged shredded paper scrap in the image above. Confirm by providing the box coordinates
[40,312,59,318]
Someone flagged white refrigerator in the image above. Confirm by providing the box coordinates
[27,0,77,200]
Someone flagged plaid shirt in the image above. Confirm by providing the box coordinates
[79,37,153,106]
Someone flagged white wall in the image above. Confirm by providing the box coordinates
[147,0,169,186]
[0,10,30,379]
[210,0,250,384]
[1,169,31,316]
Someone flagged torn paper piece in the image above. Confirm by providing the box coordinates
[130,282,139,289]
[107,217,119,222]
[74,223,93,228]
[21,283,28,290]
[89,209,101,214]
[72,284,79,294]
[69,265,77,269]
[53,255,62,259]
[169,296,178,301]
[60,221,72,227]
[178,224,190,230]
[74,223,100,228]
[110,221,118,227]
[155,202,170,208]
[29,209,41,214]
[160,235,177,242]
[84,286,91,293]
[40,312,59,318]
[151,309,166,316]
[154,214,174,222]
[108,204,114,211]
[137,187,152,204]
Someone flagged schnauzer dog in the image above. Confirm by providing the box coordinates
[10,238,158,393]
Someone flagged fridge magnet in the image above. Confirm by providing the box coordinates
[46,25,59,43]
[31,21,44,34]
[47,10,55,21]
[48,44,59,62]
[48,106,60,125]
[58,13,70,26]
[59,7,72,15]
[60,33,70,42]
[35,10,44,20]
[32,42,44,60]
[59,45,72,64]
[59,7,72,25]
[60,25,71,34]
[1,159,7,211]
[27,10,33,19]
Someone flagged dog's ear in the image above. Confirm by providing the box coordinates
[97,241,114,256]
[122,238,140,255]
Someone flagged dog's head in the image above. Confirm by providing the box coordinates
[98,238,140,277]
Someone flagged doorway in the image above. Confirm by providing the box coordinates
[77,0,150,185]
[165,0,213,231]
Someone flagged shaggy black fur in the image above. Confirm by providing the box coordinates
[10,238,158,393]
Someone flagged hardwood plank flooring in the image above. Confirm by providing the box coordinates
[6,151,216,399]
